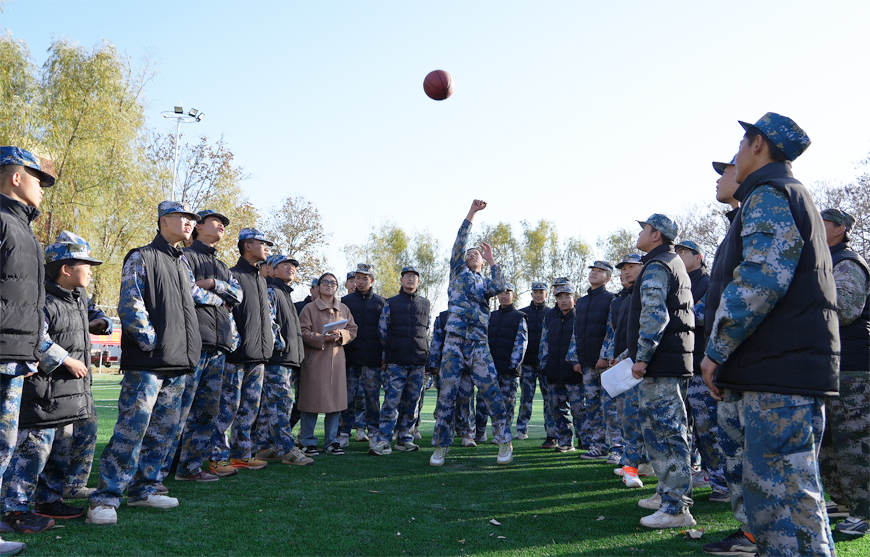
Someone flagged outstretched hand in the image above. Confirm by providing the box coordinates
[479,242,495,265]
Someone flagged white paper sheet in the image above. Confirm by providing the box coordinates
[322,319,348,335]
[600,358,642,398]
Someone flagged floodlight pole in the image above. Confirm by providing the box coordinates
[160,105,205,201]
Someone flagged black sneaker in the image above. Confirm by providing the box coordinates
[540,437,558,449]
[2,511,55,533]
[702,528,757,555]
[34,500,84,520]
[325,443,345,455]
[302,445,319,456]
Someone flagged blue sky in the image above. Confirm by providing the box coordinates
[4,0,870,301]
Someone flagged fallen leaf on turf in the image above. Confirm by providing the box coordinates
[489,519,501,526]
[56,536,62,540]
[497,536,506,539]
[458,539,466,544]
[370,490,379,493]
[681,528,705,539]
[597,516,606,521]
[397,532,401,536]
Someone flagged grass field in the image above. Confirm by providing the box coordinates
[6,374,868,556]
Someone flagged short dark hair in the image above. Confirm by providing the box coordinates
[0,164,23,185]
[46,260,66,281]
[318,272,338,286]
[661,235,674,246]
[744,127,788,163]
[238,239,249,255]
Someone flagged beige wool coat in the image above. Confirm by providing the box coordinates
[298,296,358,413]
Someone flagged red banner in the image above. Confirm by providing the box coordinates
[90,330,122,346]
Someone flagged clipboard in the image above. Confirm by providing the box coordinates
[322,319,348,335]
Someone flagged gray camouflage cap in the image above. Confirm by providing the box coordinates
[738,112,811,161]
[712,155,737,176]
[158,200,199,221]
[554,283,575,295]
[637,213,679,243]
[615,253,643,269]
[675,240,705,259]
[821,208,856,241]
[44,230,102,265]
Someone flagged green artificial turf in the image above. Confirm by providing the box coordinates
[8,374,869,556]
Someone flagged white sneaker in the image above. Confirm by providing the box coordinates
[640,509,696,529]
[430,447,448,466]
[127,494,179,509]
[638,492,662,510]
[623,471,644,489]
[461,437,477,448]
[614,466,626,476]
[87,504,118,525]
[692,469,710,488]
[338,433,350,448]
[413,430,422,440]
[497,443,513,465]
[638,463,656,477]
[515,432,529,440]
[0,538,26,556]
[355,429,369,442]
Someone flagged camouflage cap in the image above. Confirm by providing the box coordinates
[821,208,855,231]
[44,230,102,265]
[271,254,299,268]
[264,255,278,267]
[675,240,705,259]
[738,112,811,161]
[589,260,614,273]
[401,265,420,276]
[615,253,643,269]
[530,281,548,291]
[354,263,374,277]
[0,146,56,187]
[238,227,274,246]
[346,271,356,280]
[637,213,679,242]
[503,282,515,292]
[554,283,575,295]
[158,200,200,221]
[712,154,737,176]
[552,277,570,286]
[310,278,319,288]
[196,209,230,226]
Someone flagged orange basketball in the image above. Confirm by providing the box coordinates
[423,70,455,101]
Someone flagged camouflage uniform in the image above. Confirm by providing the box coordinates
[0,371,27,508]
[517,364,555,437]
[3,426,73,511]
[567,337,621,453]
[718,389,749,530]
[342,365,382,436]
[540,323,585,446]
[255,364,297,454]
[432,219,510,448]
[475,319,527,439]
[428,314,474,438]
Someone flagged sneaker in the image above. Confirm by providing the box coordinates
[430,447,449,466]
[709,490,731,504]
[394,441,419,452]
[62,486,94,500]
[175,470,219,482]
[638,492,662,510]
[0,539,25,556]
[640,509,697,529]
[325,443,345,455]
[515,432,529,440]
[369,441,392,456]
[209,460,239,477]
[337,433,350,448]
[475,435,488,444]
[554,444,576,453]
[302,446,319,456]
[702,528,757,554]
[540,437,558,449]
[692,469,711,488]
[229,457,268,469]
[413,429,422,440]
[86,504,117,525]
[614,466,626,476]
[497,442,513,465]
[34,500,84,519]
[282,447,315,465]
[638,463,656,477]
[355,429,369,442]
[580,446,608,460]
[155,483,169,494]
[254,449,284,460]
[127,494,178,509]
[835,517,869,536]
[826,500,850,518]
[622,467,644,489]
[606,451,622,465]
[2,511,55,533]
[461,437,477,448]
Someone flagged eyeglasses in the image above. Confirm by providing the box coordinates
[320,280,338,287]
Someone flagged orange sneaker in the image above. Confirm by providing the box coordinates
[229,457,268,470]
[208,460,239,477]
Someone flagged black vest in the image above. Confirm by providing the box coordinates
[543,308,580,384]
[520,302,549,367]
[611,287,632,358]
[626,245,694,378]
[227,257,274,364]
[487,304,527,376]
[706,162,839,396]
[119,234,202,376]
[268,280,305,367]
[687,267,710,374]
[573,285,615,366]
[20,280,95,429]
[384,290,431,366]
[183,240,235,352]
[0,193,45,362]
[831,243,870,372]
[342,289,385,366]
[295,296,312,317]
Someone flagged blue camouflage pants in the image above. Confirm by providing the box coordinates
[375,364,425,445]
[639,377,693,515]
[354,381,367,430]
[340,365,381,436]
[475,375,519,441]
[743,390,834,557]
[549,383,585,446]
[600,379,623,453]
[582,366,607,451]
[455,374,475,439]
[254,364,297,454]
[3,426,70,511]
[158,347,225,478]
[0,373,24,501]
[619,383,648,468]
[212,362,264,462]
[54,415,98,490]
[718,389,748,530]
[90,370,186,508]
[432,335,511,447]
[820,370,870,521]
[686,375,727,492]
[516,364,550,436]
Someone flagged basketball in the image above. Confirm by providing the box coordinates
[423,70,454,101]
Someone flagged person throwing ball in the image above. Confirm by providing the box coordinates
[430,200,513,466]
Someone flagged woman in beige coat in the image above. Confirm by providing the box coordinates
[298,272,358,455]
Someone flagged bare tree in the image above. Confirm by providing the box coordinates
[262,196,331,290]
